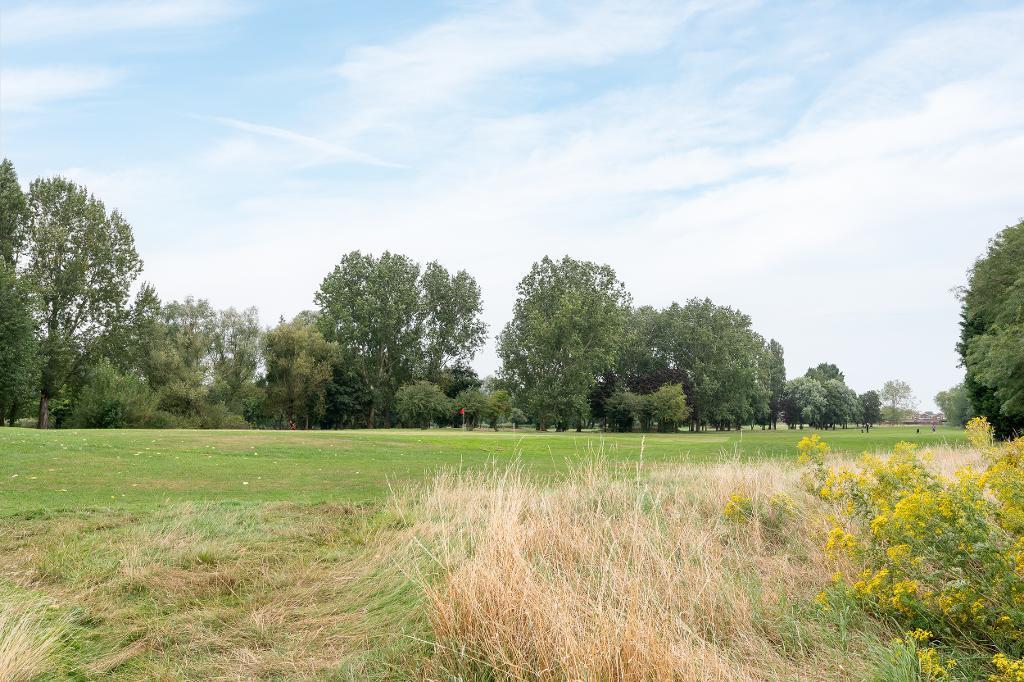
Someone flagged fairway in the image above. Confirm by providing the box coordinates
[0,426,963,512]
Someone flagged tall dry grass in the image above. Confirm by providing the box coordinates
[398,445,980,681]
[0,589,66,682]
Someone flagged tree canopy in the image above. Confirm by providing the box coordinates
[959,219,1024,437]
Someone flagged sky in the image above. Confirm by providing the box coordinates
[2,0,1023,410]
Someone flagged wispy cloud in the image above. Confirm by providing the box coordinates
[1,0,248,45]
[335,1,717,118]
[200,116,406,169]
[0,67,123,111]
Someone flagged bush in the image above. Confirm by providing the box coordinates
[396,381,451,429]
[800,421,1024,677]
[71,360,157,428]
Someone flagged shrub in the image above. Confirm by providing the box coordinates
[71,360,157,428]
[396,381,451,429]
[802,419,1024,677]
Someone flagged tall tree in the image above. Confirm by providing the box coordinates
[880,379,917,424]
[934,383,973,427]
[0,264,36,424]
[958,219,1024,437]
[859,390,882,430]
[315,251,424,427]
[263,316,336,428]
[210,306,262,410]
[0,159,28,267]
[24,177,142,428]
[761,339,786,429]
[659,298,762,430]
[420,261,487,377]
[497,256,630,430]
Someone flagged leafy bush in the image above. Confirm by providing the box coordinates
[800,421,1024,678]
[396,381,451,429]
[71,360,157,428]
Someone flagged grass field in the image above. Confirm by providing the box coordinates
[0,426,969,679]
[0,425,963,512]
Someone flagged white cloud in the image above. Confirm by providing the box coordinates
[199,116,406,169]
[0,66,122,111]
[0,0,247,44]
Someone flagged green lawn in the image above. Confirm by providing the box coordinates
[0,425,964,513]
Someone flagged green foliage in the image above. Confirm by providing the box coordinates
[761,340,787,429]
[804,421,1024,677]
[263,316,336,428]
[644,383,690,432]
[23,175,142,428]
[71,359,157,428]
[805,363,845,383]
[453,388,488,429]
[860,390,882,428]
[959,219,1024,438]
[881,379,917,424]
[420,261,488,376]
[0,264,37,424]
[395,381,451,428]
[484,389,512,430]
[658,298,763,430]
[497,256,630,430]
[316,251,486,427]
[605,389,642,432]
[0,158,28,267]
[935,383,973,427]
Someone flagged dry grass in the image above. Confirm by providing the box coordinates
[0,438,980,680]
[397,444,981,681]
[0,588,66,682]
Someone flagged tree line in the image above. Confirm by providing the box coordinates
[0,160,939,432]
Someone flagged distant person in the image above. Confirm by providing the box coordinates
[916,427,920,434]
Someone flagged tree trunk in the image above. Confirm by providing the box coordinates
[367,404,375,429]
[38,393,49,429]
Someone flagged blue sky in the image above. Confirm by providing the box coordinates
[3,0,1023,409]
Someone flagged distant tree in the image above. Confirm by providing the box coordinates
[454,387,488,429]
[0,159,28,267]
[605,389,642,432]
[24,176,142,428]
[659,299,762,430]
[643,383,690,432]
[805,363,845,383]
[71,359,157,428]
[485,389,513,430]
[880,379,917,424]
[320,357,371,429]
[761,339,786,429]
[0,264,36,424]
[497,256,630,430]
[395,381,451,429]
[209,306,262,410]
[784,376,829,429]
[434,362,482,399]
[958,219,1024,437]
[263,316,336,428]
[420,261,487,377]
[934,383,973,427]
[859,390,882,430]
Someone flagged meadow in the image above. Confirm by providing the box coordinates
[0,426,972,680]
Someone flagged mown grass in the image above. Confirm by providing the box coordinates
[0,426,962,511]
[0,426,967,679]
